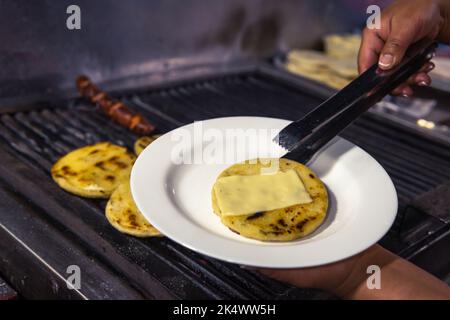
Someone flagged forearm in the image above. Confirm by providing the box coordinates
[334,245,450,300]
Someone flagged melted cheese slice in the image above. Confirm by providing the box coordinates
[213,169,312,216]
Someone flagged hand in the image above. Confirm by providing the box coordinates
[256,245,379,297]
[257,244,450,300]
[358,0,446,97]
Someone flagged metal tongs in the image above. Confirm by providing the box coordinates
[275,39,437,163]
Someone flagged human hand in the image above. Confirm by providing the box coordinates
[358,0,446,97]
[257,244,450,300]
[256,245,382,297]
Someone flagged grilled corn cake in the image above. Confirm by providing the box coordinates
[212,158,328,241]
[51,142,136,198]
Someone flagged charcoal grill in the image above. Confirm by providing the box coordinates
[0,0,449,299]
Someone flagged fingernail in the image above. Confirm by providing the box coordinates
[379,54,394,68]
[418,81,429,86]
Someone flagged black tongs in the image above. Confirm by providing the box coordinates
[275,39,437,163]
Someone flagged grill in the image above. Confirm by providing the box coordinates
[0,69,449,299]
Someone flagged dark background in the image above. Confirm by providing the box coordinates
[0,0,391,102]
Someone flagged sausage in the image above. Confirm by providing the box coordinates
[76,75,155,135]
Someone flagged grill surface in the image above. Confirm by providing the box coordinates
[0,71,449,298]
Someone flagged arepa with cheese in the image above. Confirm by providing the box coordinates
[212,158,328,241]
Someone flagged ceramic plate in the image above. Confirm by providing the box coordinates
[131,117,397,268]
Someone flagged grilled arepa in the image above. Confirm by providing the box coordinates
[51,142,136,198]
[134,134,161,156]
[212,158,328,241]
[106,181,161,237]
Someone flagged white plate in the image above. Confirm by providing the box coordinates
[131,117,398,268]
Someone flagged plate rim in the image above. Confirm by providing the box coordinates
[131,116,398,268]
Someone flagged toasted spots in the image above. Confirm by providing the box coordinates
[246,212,265,220]
[211,158,328,241]
[278,219,288,227]
[51,142,136,198]
[89,149,100,155]
[228,228,240,235]
[134,134,161,156]
[106,182,161,237]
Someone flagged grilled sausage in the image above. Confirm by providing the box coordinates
[76,75,155,135]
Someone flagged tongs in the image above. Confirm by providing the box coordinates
[275,39,437,163]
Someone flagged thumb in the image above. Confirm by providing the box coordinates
[379,22,416,70]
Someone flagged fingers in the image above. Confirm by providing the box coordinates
[391,74,432,97]
[358,28,434,74]
[390,61,434,96]
[414,72,432,87]
[378,18,417,70]
[419,61,435,74]
[392,84,414,97]
[358,28,385,73]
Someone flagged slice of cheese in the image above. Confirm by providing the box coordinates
[213,169,312,216]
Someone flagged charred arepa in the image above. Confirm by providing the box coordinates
[106,181,161,237]
[51,142,136,198]
[212,158,328,241]
[134,134,161,156]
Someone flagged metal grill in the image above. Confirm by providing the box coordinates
[130,74,450,208]
[0,71,449,299]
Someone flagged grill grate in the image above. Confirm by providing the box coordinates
[130,74,450,209]
[0,72,449,299]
